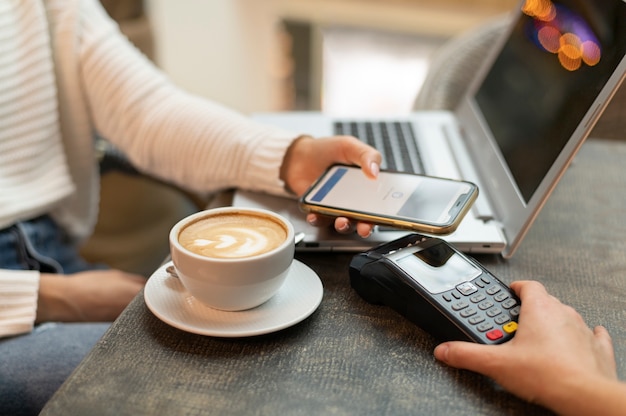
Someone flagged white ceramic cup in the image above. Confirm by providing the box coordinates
[169,207,295,311]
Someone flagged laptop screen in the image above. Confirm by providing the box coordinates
[475,0,626,202]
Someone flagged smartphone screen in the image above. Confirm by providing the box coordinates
[300,165,478,234]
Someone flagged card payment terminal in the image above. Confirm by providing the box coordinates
[349,234,520,344]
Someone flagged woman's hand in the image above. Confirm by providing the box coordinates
[36,270,146,323]
[433,280,623,415]
[280,135,381,237]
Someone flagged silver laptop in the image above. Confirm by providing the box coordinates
[234,0,626,258]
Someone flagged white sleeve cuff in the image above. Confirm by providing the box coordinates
[0,270,40,338]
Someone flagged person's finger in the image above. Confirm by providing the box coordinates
[594,325,614,347]
[307,213,373,237]
[306,213,332,228]
[307,213,353,234]
[355,221,374,238]
[593,325,618,377]
[333,217,354,234]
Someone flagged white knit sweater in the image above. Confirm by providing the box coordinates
[0,0,298,337]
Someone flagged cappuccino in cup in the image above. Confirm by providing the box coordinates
[178,212,288,259]
[169,207,295,311]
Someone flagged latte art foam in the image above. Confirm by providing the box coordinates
[179,213,287,259]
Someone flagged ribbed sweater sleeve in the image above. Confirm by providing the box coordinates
[0,270,39,338]
[76,0,299,195]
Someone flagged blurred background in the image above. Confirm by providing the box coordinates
[144,0,517,115]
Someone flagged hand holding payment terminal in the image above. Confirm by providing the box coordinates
[349,234,520,344]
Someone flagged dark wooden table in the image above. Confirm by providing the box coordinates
[41,139,626,416]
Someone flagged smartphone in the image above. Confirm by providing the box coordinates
[349,234,520,344]
[299,164,478,235]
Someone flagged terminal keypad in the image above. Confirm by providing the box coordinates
[440,274,519,343]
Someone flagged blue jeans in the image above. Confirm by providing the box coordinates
[0,216,110,416]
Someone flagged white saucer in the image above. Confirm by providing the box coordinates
[144,260,323,337]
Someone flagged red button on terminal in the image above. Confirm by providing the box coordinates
[486,329,504,341]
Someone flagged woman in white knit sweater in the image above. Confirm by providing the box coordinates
[4,1,624,416]
[0,0,381,413]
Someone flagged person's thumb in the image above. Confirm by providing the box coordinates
[434,341,500,376]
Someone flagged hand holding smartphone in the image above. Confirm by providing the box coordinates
[299,164,478,235]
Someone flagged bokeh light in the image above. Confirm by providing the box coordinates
[537,25,561,53]
[522,0,601,71]
[523,0,557,21]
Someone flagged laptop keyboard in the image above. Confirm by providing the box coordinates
[333,121,424,174]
